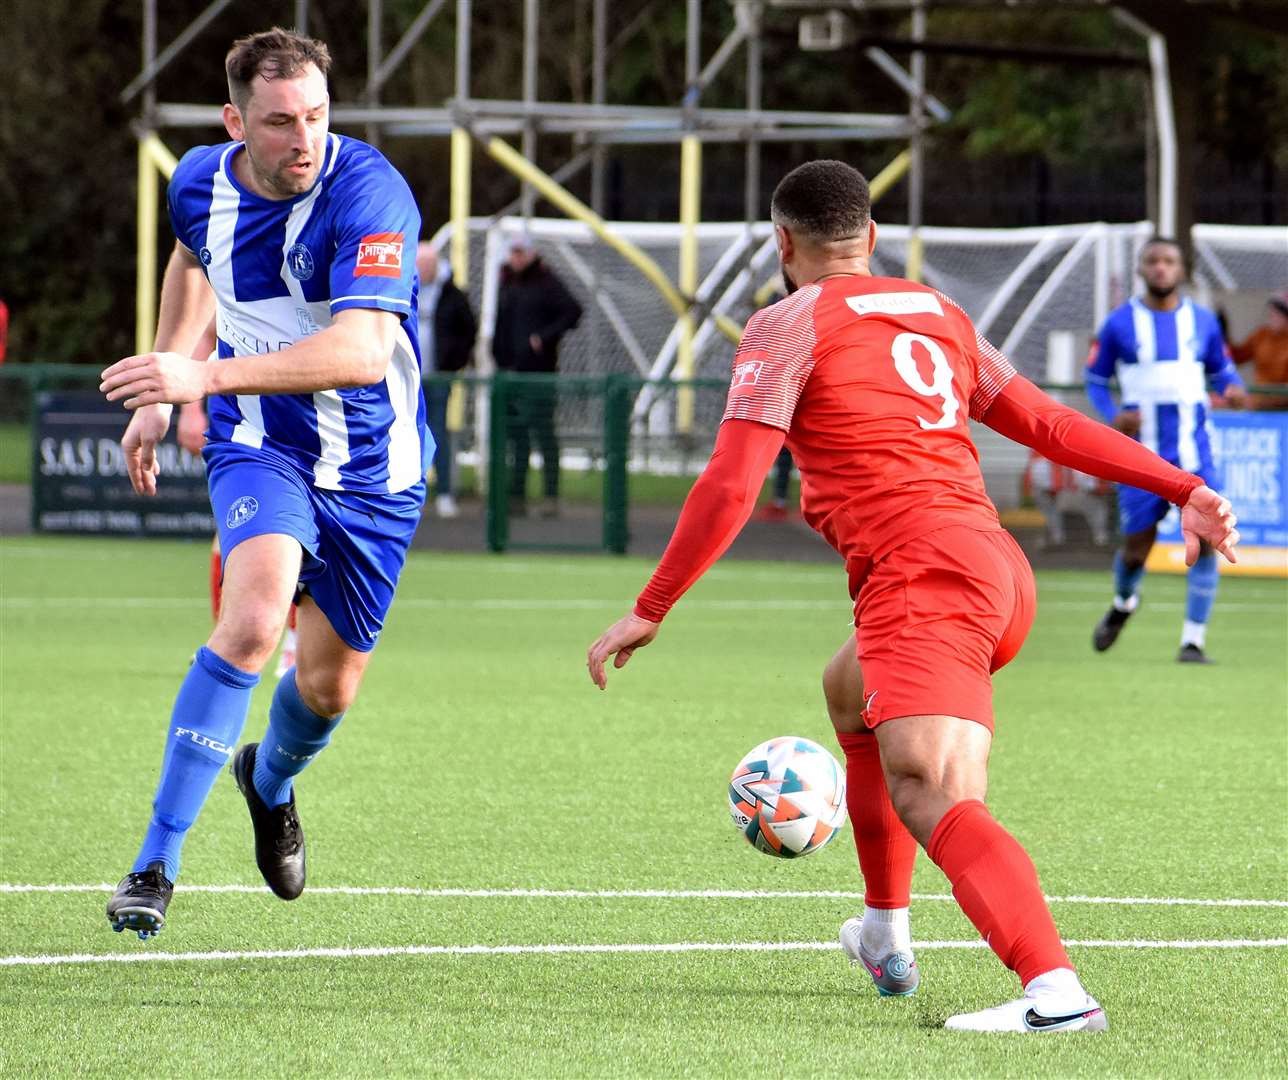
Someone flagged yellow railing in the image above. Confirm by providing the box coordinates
[135,133,180,354]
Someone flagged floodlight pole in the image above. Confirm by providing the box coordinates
[744,1,764,228]
[906,0,926,283]
[135,0,159,354]
[676,0,703,435]
[451,0,472,289]
[591,0,608,217]
[1112,9,1178,240]
[521,0,539,219]
[367,0,382,146]
[295,0,309,34]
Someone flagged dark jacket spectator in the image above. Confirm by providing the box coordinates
[434,279,477,373]
[493,248,583,374]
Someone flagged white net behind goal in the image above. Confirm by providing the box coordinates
[428,216,1285,514]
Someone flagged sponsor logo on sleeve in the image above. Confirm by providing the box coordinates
[731,357,765,391]
[355,232,405,278]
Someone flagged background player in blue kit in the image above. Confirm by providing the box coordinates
[1086,237,1246,663]
[99,28,428,938]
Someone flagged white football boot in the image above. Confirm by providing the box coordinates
[840,916,920,997]
[944,991,1107,1033]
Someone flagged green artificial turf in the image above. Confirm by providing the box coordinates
[1,537,1285,1077]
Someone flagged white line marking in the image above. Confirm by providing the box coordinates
[4,884,1286,907]
[4,938,1285,968]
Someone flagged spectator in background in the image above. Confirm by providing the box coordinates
[1231,291,1288,410]
[493,231,582,517]
[1025,453,1110,548]
[416,243,478,517]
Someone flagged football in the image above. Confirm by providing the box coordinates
[728,736,847,858]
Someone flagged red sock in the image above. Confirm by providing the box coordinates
[209,549,222,622]
[836,731,916,908]
[928,799,1071,986]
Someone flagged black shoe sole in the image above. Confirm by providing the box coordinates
[108,906,165,940]
[231,743,306,901]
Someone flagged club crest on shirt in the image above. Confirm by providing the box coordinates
[287,243,315,281]
[226,496,259,530]
[731,358,765,389]
[355,232,404,278]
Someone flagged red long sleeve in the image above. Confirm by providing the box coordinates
[634,419,786,623]
[982,375,1203,506]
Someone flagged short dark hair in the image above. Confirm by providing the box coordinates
[770,160,871,245]
[1140,235,1183,258]
[225,27,332,111]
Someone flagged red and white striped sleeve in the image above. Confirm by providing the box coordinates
[934,289,1017,419]
[721,285,820,431]
[970,330,1019,419]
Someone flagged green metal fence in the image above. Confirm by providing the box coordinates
[7,363,1287,555]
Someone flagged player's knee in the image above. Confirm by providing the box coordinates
[883,759,985,840]
[210,611,287,672]
[293,669,357,719]
[822,653,865,733]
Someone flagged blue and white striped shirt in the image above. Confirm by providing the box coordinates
[1087,297,1240,474]
[167,133,428,494]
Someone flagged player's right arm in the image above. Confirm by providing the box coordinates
[1085,319,1138,435]
[587,297,815,689]
[117,242,217,495]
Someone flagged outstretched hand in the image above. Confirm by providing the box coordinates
[101,351,210,410]
[586,612,660,689]
[1181,485,1239,565]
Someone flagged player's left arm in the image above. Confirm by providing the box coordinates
[1201,314,1246,408]
[979,374,1238,563]
[99,308,401,408]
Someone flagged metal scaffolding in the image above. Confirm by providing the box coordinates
[124,0,943,352]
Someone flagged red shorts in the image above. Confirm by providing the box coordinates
[851,525,1036,732]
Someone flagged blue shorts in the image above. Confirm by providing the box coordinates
[205,443,425,652]
[1117,463,1219,537]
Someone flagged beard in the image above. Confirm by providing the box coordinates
[246,147,320,198]
[780,262,798,296]
[1144,280,1178,301]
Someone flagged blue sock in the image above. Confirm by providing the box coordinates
[1185,552,1219,625]
[252,669,344,808]
[1113,551,1146,605]
[133,647,259,881]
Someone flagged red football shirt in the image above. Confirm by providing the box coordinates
[724,276,1016,566]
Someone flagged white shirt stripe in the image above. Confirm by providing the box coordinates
[383,322,425,492]
[207,148,266,451]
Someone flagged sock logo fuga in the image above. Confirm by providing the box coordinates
[274,743,318,764]
[173,726,235,756]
